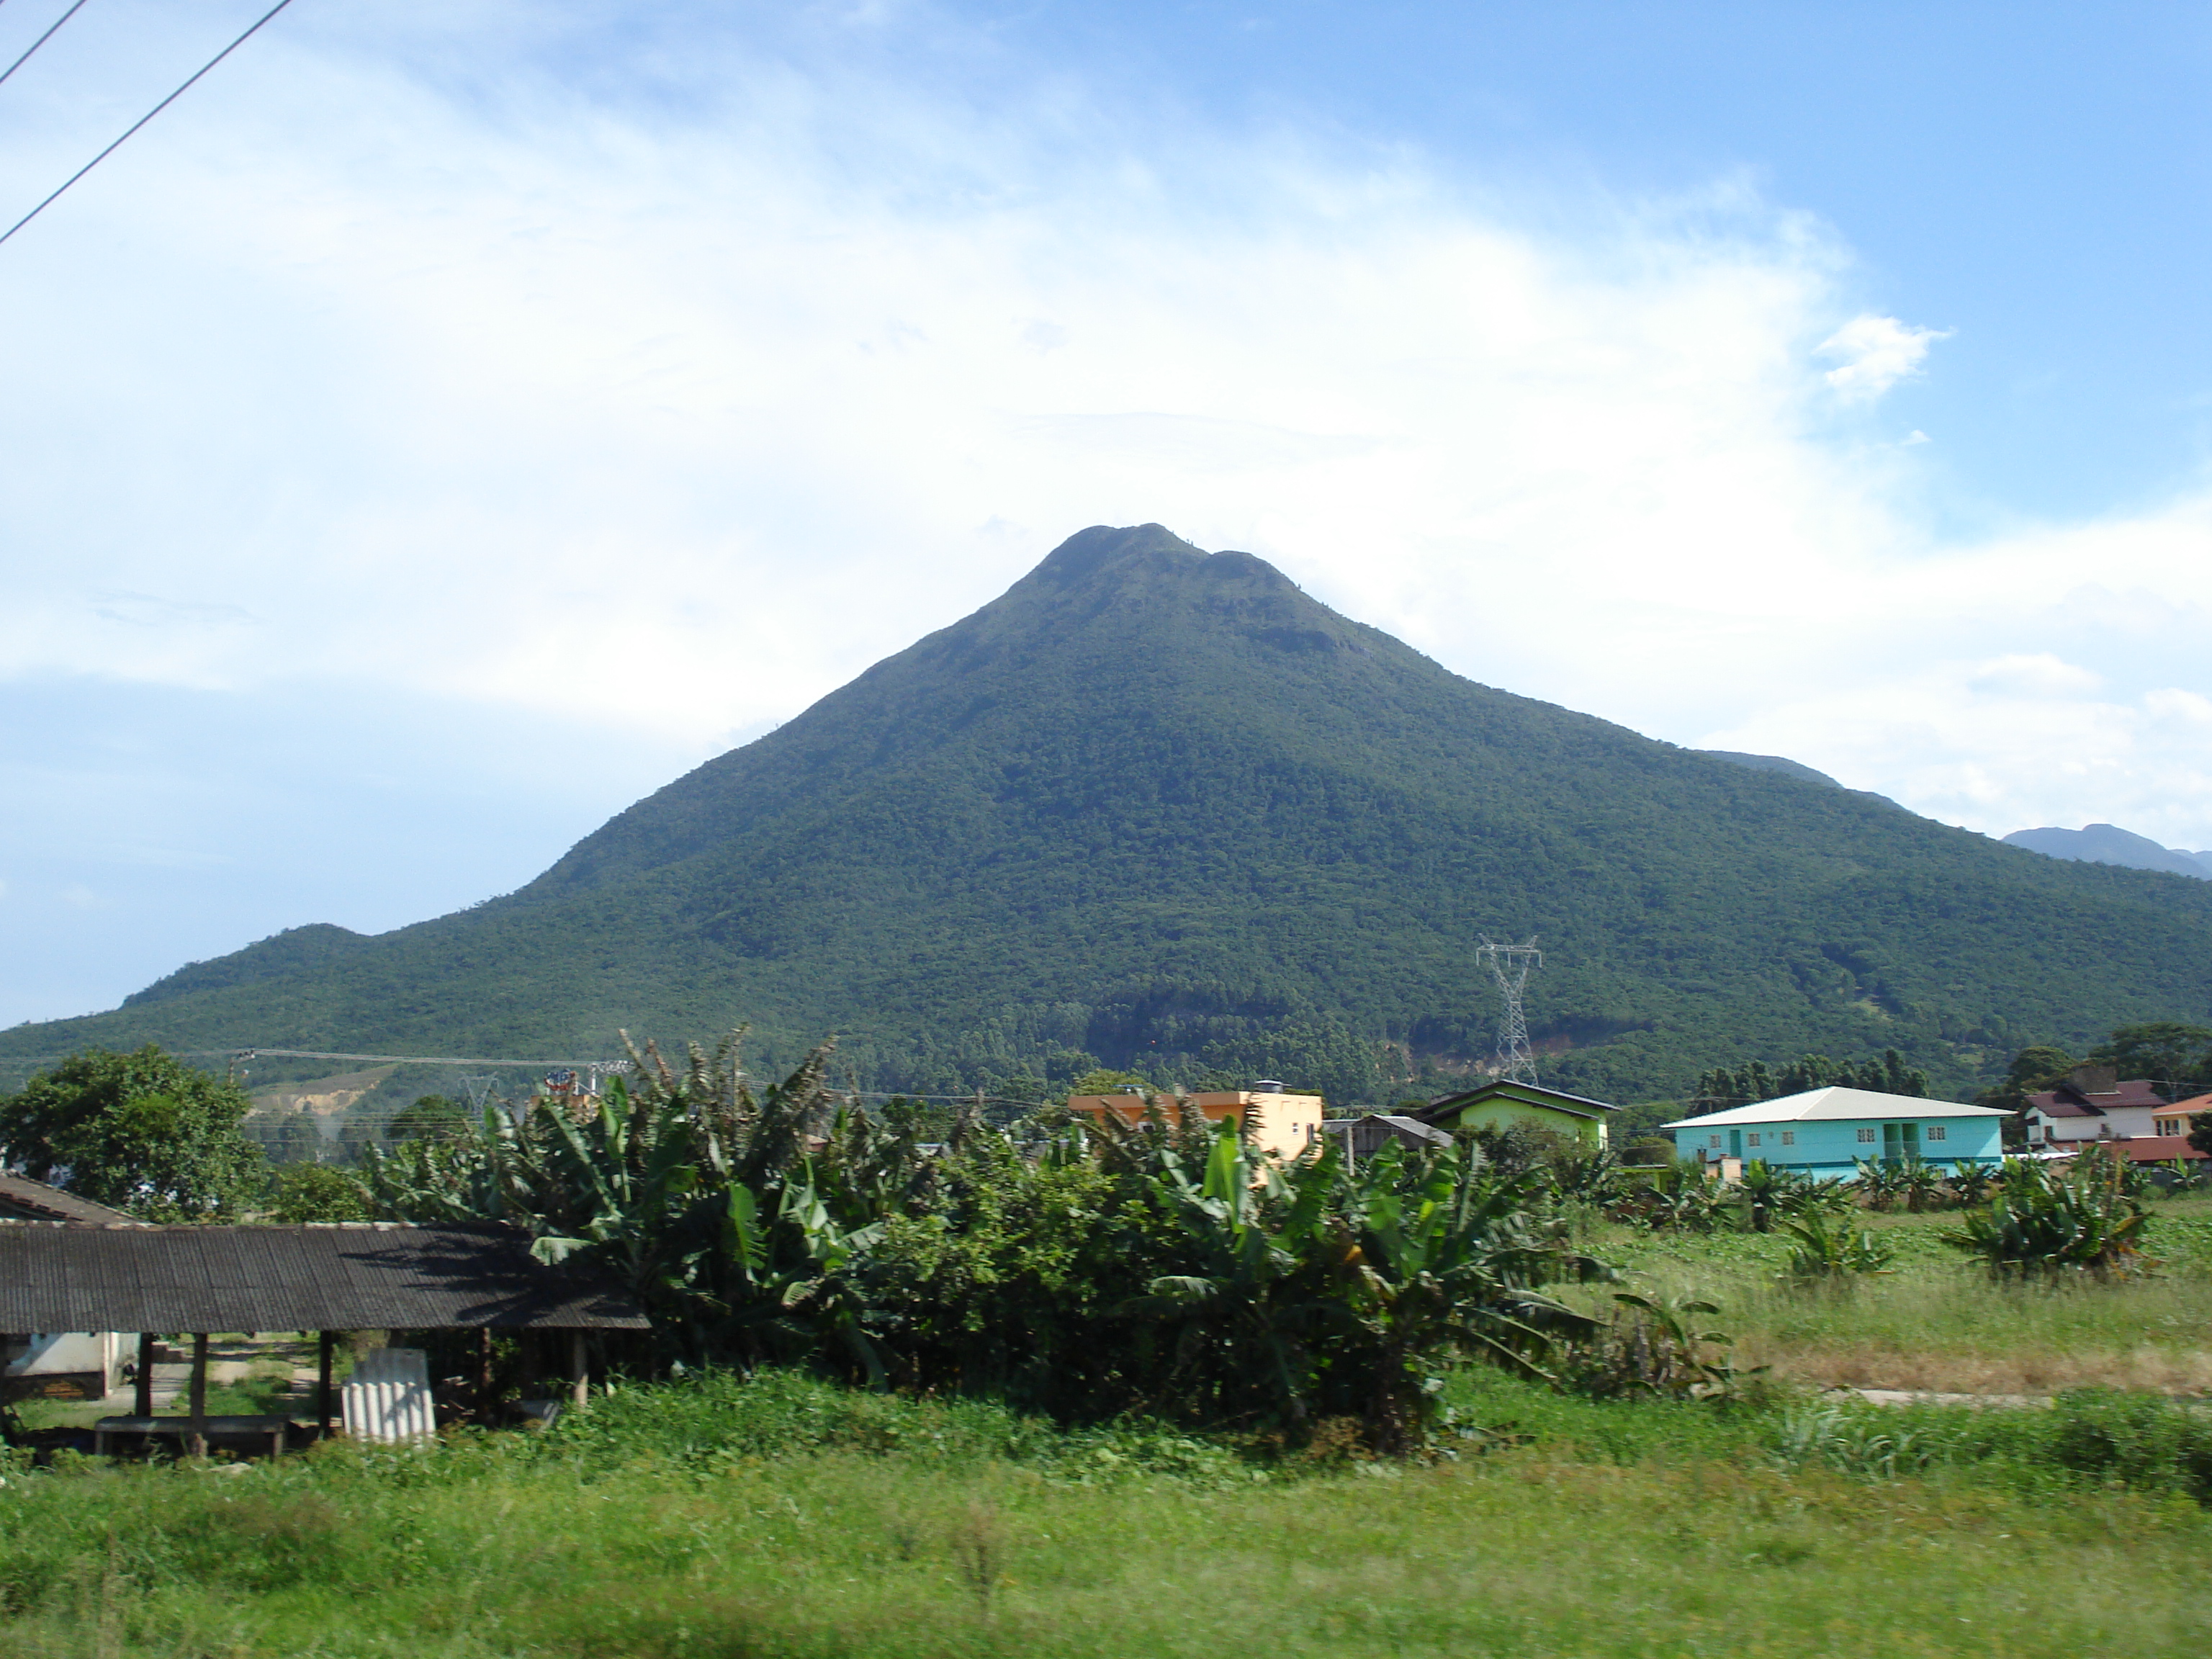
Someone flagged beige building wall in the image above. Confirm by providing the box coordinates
[1066,1090,1325,1162]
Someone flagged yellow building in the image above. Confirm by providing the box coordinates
[1066,1087,1325,1163]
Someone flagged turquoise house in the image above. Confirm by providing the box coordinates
[1661,1087,2009,1176]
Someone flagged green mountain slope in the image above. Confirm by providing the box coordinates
[11,524,2212,1105]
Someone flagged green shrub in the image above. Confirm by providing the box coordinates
[1779,1213,1897,1282]
[1943,1159,2153,1279]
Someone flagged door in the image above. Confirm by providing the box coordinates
[1727,1129,1743,1160]
[1881,1122,1901,1166]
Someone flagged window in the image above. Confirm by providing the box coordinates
[1779,1132,1795,1147]
[1747,1133,1761,1148]
[1709,1135,1722,1148]
[2156,1117,2185,1136]
[1856,1127,1876,1143]
[1925,1125,1946,1142]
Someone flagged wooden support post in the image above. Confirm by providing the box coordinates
[317,1331,336,1437]
[477,1327,495,1424]
[187,1334,209,1459]
[134,1333,156,1419]
[569,1330,588,1411]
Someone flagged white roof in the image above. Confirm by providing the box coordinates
[1661,1086,2012,1130]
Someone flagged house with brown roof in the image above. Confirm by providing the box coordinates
[2023,1067,2191,1148]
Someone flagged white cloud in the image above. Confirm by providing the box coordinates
[2146,688,2212,727]
[1817,313,1949,400]
[0,0,2208,895]
[1966,655,2105,699]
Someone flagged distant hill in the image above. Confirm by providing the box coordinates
[2001,824,2212,882]
[9,523,2212,1107]
[1696,751,1843,788]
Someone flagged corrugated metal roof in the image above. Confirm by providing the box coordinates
[0,1174,132,1224]
[1662,1087,2013,1130]
[0,1223,648,1332]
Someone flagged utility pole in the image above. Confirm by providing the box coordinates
[1475,935,1542,1084]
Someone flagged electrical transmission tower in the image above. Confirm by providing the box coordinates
[1475,935,1542,1084]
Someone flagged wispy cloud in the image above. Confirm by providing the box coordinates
[1817,313,1951,400]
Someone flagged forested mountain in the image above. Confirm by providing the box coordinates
[9,523,2212,1107]
[2002,823,2212,881]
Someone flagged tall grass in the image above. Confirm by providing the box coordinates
[1577,1200,2212,1393]
[3,1370,2211,1658]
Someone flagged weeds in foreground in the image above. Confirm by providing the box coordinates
[1771,1388,2212,1501]
[950,1503,1004,1619]
[6,1372,2212,1658]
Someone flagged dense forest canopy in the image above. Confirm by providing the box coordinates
[7,524,2212,1110]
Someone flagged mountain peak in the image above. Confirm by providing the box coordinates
[1028,523,1205,583]
[980,524,1345,663]
[1015,523,1300,607]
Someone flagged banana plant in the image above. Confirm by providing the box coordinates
[1895,1155,1948,1214]
[1779,1212,1896,1282]
[1946,1159,1997,1208]
[1735,1159,1799,1233]
[1851,1156,1902,1213]
[1120,1119,1346,1430]
[1942,1156,2152,1279]
[1334,1139,1616,1447]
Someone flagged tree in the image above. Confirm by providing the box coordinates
[385,1094,474,1144]
[2084,1022,2212,1100]
[267,1161,372,1221]
[0,1046,264,1219]
[1692,1050,1928,1115]
[248,1105,327,1166]
[1974,1044,2074,1114]
[1066,1068,1150,1100]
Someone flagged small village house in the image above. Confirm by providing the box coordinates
[1662,1086,2008,1177]
[1416,1080,1620,1147]
[1066,1084,1323,1162]
[2023,1067,2193,1148]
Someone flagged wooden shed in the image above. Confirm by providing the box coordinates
[0,1221,647,1455]
[1318,1114,1455,1164]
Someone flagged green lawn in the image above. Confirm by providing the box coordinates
[4,1370,2211,1658]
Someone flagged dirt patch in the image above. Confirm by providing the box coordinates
[1754,1341,2212,1397]
[250,1065,397,1117]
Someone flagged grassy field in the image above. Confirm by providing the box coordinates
[4,1370,2212,1659]
[4,1200,2208,1658]
[1570,1193,2212,1395]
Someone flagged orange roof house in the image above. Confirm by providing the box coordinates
[1066,1085,1324,1163]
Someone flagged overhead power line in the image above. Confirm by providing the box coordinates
[0,1045,1063,1112]
[0,1046,624,1071]
[0,0,298,251]
[0,0,91,93]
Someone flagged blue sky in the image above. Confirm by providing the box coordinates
[1,0,2208,1028]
